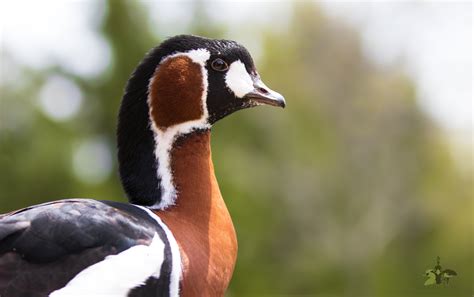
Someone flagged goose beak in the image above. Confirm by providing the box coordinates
[243,78,286,108]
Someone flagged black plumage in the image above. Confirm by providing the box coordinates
[0,200,172,297]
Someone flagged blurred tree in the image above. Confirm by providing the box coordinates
[0,0,158,209]
[213,3,473,296]
[0,1,471,296]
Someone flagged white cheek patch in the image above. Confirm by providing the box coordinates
[225,60,254,98]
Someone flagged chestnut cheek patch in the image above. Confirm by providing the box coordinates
[146,51,211,210]
[148,56,204,129]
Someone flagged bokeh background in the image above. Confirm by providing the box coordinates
[0,1,472,296]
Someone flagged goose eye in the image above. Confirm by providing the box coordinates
[211,58,228,72]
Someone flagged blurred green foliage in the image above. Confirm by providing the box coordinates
[0,1,472,296]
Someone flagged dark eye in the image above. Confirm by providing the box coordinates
[211,58,229,72]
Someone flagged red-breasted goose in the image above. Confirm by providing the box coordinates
[0,35,285,297]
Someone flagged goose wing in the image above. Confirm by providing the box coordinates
[0,199,178,297]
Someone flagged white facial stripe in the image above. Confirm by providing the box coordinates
[50,234,165,297]
[148,49,210,209]
[225,60,254,98]
[185,49,211,65]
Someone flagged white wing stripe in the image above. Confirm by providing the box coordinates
[49,233,165,297]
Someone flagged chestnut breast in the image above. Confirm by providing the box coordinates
[156,131,237,297]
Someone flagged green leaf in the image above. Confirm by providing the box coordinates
[424,276,436,286]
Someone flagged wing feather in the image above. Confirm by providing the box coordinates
[0,199,171,297]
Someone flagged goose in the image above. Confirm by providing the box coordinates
[0,35,285,297]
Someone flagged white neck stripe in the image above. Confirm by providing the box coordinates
[147,49,211,210]
[135,205,182,297]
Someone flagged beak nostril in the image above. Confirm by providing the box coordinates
[257,87,269,95]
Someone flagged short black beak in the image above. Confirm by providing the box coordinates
[243,78,286,108]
